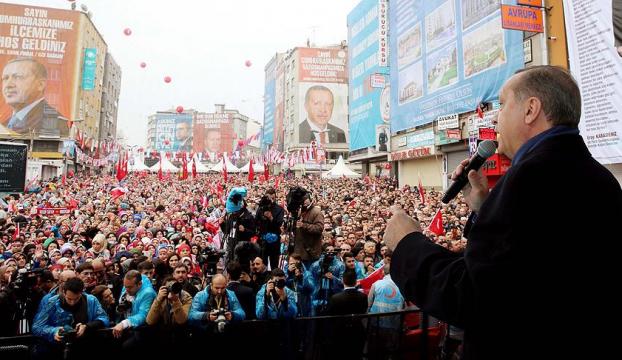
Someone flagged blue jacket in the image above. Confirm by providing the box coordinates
[119,274,156,327]
[309,255,345,313]
[356,262,367,279]
[32,294,109,343]
[188,289,245,330]
[255,284,297,320]
[284,263,314,317]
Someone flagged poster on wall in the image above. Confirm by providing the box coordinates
[0,4,81,139]
[564,0,622,164]
[154,113,193,152]
[193,113,234,155]
[389,0,523,133]
[298,82,349,145]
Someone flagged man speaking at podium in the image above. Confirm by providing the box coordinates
[384,66,622,359]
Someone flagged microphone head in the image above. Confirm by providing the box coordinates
[476,140,497,158]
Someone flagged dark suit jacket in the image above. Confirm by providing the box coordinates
[391,133,622,359]
[298,119,346,144]
[327,288,368,316]
[6,100,69,138]
[227,281,256,320]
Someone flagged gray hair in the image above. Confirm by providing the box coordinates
[512,66,581,128]
[6,57,48,80]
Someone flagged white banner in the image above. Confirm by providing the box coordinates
[378,0,388,67]
[564,0,622,164]
[436,113,459,130]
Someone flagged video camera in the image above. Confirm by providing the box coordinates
[257,195,273,216]
[9,268,43,300]
[286,187,309,215]
[196,247,225,266]
[59,327,78,343]
[320,249,341,275]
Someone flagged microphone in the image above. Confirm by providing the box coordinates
[441,140,497,204]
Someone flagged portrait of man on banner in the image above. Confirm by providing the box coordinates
[298,84,347,145]
[1,58,68,138]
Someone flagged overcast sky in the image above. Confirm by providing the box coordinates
[17,0,359,146]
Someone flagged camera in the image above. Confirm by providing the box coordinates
[196,247,225,265]
[59,327,77,343]
[286,187,308,215]
[168,281,183,295]
[321,250,339,275]
[274,278,286,289]
[213,308,227,333]
[116,293,133,313]
[257,195,273,216]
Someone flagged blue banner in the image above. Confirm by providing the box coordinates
[389,0,523,132]
[81,48,97,91]
[263,78,276,148]
[154,113,193,153]
[348,0,390,151]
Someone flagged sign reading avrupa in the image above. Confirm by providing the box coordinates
[501,5,543,33]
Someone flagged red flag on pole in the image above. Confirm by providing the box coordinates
[158,159,163,181]
[264,163,269,182]
[13,222,20,240]
[476,103,484,119]
[222,156,228,183]
[248,158,255,182]
[418,174,426,205]
[428,209,444,236]
[110,186,128,199]
[181,155,188,180]
[192,159,197,178]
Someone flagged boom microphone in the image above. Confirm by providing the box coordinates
[441,140,497,204]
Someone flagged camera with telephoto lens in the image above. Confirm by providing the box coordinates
[213,308,227,333]
[9,268,43,299]
[168,281,183,295]
[116,293,133,313]
[274,278,286,289]
[197,246,225,265]
[258,195,273,217]
[286,187,308,215]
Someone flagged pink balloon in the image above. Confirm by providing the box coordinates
[123,28,132,36]
[139,62,146,68]
[164,76,172,83]
[164,139,170,146]
[176,106,184,113]
[245,60,252,67]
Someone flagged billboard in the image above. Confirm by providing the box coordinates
[0,141,27,193]
[153,113,193,152]
[564,0,622,164]
[298,82,349,145]
[193,112,234,155]
[262,55,278,148]
[389,0,523,133]
[273,59,285,151]
[348,0,391,151]
[0,4,80,139]
[298,47,348,84]
[81,47,97,90]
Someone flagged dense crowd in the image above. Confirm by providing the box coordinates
[0,171,467,358]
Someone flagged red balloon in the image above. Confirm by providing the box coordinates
[245,60,252,67]
[123,28,132,36]
[164,76,172,83]
[176,106,184,113]
[140,62,146,68]
[164,139,170,146]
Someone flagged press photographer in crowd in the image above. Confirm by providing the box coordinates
[255,268,297,320]
[188,273,245,332]
[309,245,345,315]
[221,188,256,265]
[255,187,285,270]
[284,254,314,317]
[291,189,324,268]
[31,278,109,359]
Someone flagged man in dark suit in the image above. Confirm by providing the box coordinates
[2,58,68,137]
[226,261,255,319]
[325,270,368,359]
[298,85,346,144]
[385,66,622,359]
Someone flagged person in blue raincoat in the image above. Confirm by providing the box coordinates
[284,254,314,317]
[188,273,245,332]
[31,278,109,359]
[309,246,345,315]
[256,268,297,320]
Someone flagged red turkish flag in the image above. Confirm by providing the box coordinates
[428,209,444,236]
[418,175,426,205]
[192,159,197,178]
[358,267,384,295]
[13,222,20,240]
[476,103,484,119]
[248,158,255,182]
[158,160,163,181]
[264,163,269,182]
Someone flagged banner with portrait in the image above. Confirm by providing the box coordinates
[193,112,234,155]
[0,3,80,139]
[297,82,349,145]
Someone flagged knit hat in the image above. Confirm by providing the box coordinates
[43,237,56,249]
[226,187,247,213]
[60,243,75,255]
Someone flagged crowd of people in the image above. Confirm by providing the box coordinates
[0,171,468,358]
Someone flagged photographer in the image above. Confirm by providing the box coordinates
[146,276,192,327]
[188,274,245,332]
[31,278,109,360]
[255,187,285,270]
[293,191,324,267]
[309,245,345,315]
[221,187,256,265]
[256,268,297,320]
[111,269,156,353]
[284,254,314,317]
[171,263,198,297]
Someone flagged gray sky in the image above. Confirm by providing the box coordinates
[17,0,358,146]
